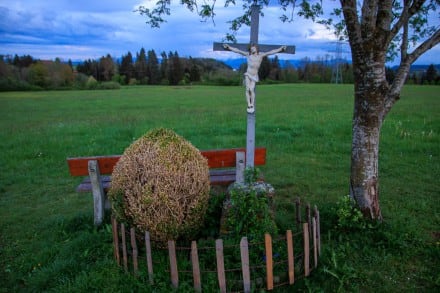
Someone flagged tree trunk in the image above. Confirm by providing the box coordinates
[350,110,383,220]
[349,68,387,220]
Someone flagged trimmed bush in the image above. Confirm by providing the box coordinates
[109,128,210,243]
[97,81,120,90]
[86,76,98,89]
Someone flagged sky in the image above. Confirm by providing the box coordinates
[0,0,439,65]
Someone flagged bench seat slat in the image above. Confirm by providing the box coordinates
[75,169,238,193]
[76,176,111,193]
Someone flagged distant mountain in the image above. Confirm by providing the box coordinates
[191,58,233,71]
[406,64,440,73]
[221,58,246,70]
[223,58,439,72]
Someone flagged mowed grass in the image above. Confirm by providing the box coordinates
[0,84,438,292]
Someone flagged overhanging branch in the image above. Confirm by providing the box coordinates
[406,28,440,64]
[386,28,440,114]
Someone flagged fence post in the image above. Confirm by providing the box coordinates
[286,230,295,285]
[121,223,128,272]
[265,233,274,290]
[306,203,312,238]
[130,228,139,275]
[314,205,321,256]
[216,239,226,293]
[240,237,251,293]
[144,231,154,284]
[312,218,318,268]
[191,241,202,292]
[295,197,301,226]
[303,223,310,276]
[168,240,179,288]
[111,217,120,265]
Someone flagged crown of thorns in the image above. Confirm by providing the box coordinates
[248,43,259,53]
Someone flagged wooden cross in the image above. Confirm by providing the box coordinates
[213,4,295,168]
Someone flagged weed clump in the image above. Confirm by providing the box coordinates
[109,128,210,243]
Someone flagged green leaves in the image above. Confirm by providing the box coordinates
[225,183,277,241]
[335,195,376,232]
[136,0,172,28]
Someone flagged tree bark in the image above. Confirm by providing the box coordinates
[349,56,388,221]
[350,107,383,220]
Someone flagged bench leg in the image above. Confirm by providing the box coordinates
[88,160,105,226]
[236,151,245,183]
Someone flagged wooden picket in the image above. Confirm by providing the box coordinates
[286,230,294,285]
[144,231,153,284]
[120,223,128,272]
[111,217,120,265]
[130,227,139,275]
[303,222,310,277]
[111,202,321,292]
[240,237,251,293]
[168,240,178,288]
[216,239,226,293]
[191,241,202,292]
[265,233,274,290]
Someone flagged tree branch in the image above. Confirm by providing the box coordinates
[360,0,378,39]
[400,19,409,61]
[386,28,440,114]
[340,0,363,57]
[371,0,393,55]
[376,0,393,27]
[375,0,393,35]
[406,28,440,65]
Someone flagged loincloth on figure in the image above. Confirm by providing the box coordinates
[244,72,259,83]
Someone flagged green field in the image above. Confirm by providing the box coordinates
[0,84,438,292]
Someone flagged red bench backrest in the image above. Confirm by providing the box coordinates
[67,147,266,176]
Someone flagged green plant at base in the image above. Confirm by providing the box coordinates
[225,186,278,241]
[244,166,260,184]
[335,195,375,231]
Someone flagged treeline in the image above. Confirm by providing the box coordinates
[0,49,233,91]
[405,64,440,85]
[1,48,438,91]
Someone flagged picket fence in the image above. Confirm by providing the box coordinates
[111,199,321,292]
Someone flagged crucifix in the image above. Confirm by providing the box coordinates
[213,4,295,168]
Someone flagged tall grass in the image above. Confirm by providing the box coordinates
[0,84,438,292]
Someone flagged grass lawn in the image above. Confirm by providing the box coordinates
[0,84,438,292]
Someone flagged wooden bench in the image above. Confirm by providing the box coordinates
[67,147,266,225]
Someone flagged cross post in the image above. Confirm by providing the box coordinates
[213,5,295,168]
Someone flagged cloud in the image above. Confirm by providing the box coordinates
[0,0,438,66]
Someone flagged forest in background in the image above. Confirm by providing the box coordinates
[1,47,438,91]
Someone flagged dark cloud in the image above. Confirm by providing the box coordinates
[0,1,438,65]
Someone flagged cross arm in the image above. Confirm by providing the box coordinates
[213,42,295,54]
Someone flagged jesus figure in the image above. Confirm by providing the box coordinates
[223,43,286,113]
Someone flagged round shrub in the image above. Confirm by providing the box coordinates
[86,76,98,89]
[97,81,121,90]
[109,128,210,242]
